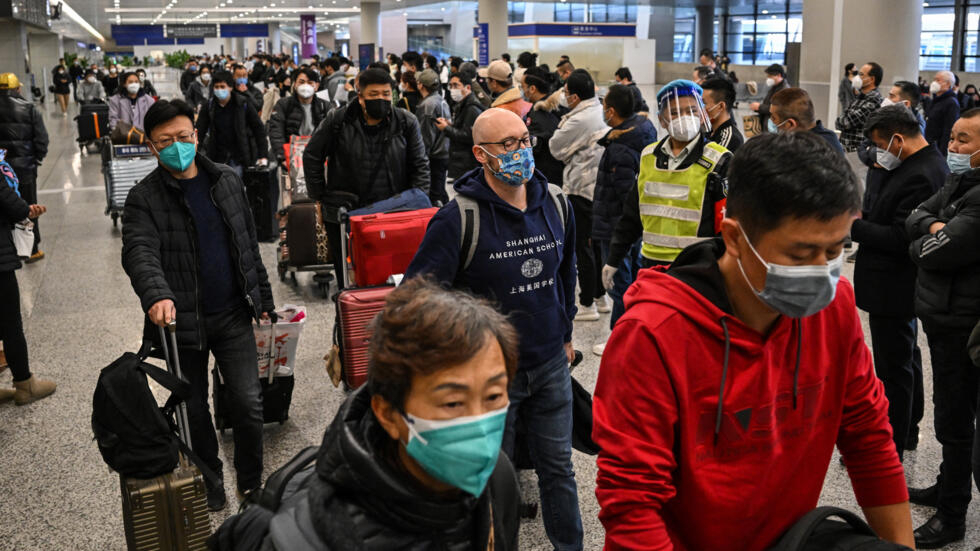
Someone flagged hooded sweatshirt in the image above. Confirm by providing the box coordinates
[405,167,578,370]
[593,239,907,551]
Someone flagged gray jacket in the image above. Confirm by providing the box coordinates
[78,80,106,102]
[416,92,451,161]
[109,91,155,130]
[324,72,347,103]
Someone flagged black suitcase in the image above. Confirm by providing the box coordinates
[212,368,294,432]
[77,102,109,141]
[244,165,279,242]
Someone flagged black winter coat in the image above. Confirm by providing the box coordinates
[267,94,329,163]
[303,100,430,208]
[444,92,486,178]
[757,78,789,131]
[907,168,980,333]
[0,181,29,272]
[925,90,960,157]
[121,154,274,349]
[52,71,71,94]
[0,90,49,172]
[179,69,197,95]
[195,93,269,166]
[236,85,264,114]
[852,144,948,318]
[209,387,520,551]
[593,114,657,242]
[525,103,564,186]
[627,82,649,113]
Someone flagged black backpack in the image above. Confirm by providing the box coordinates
[91,345,192,479]
[770,507,913,550]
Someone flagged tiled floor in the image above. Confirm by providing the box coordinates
[0,76,978,550]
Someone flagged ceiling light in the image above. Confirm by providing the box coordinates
[761,9,768,14]
[59,1,106,41]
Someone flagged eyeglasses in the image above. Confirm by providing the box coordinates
[480,135,537,152]
[150,131,195,150]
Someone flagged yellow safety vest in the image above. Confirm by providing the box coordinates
[637,140,728,262]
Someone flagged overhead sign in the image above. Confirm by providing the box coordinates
[300,14,317,58]
[477,23,489,66]
[507,23,636,38]
[166,24,218,39]
[359,43,374,70]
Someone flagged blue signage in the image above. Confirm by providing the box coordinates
[477,23,489,66]
[221,24,269,38]
[359,43,375,70]
[508,23,636,37]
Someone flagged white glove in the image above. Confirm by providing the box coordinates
[602,264,618,291]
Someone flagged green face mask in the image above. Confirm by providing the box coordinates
[157,141,196,172]
[402,405,508,497]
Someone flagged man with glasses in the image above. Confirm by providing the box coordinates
[406,108,583,551]
[121,99,276,513]
[303,67,430,280]
[602,79,731,291]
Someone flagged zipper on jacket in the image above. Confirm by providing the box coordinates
[174,188,207,351]
[209,182,258,321]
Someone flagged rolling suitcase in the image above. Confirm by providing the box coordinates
[244,165,279,242]
[347,208,438,287]
[212,369,295,431]
[77,102,109,142]
[120,324,212,551]
[336,285,394,389]
[279,200,329,268]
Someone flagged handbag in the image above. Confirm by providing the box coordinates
[12,219,34,258]
[110,120,146,145]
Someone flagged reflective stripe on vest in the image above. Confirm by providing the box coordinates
[637,141,728,262]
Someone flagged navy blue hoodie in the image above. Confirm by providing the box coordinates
[406,167,578,370]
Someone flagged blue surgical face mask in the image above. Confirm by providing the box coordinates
[480,146,535,187]
[213,88,231,101]
[767,118,789,134]
[947,148,980,174]
[736,225,843,318]
[157,141,196,172]
[402,405,508,497]
[235,77,249,86]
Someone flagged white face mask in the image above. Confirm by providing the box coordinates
[929,80,943,95]
[86,76,96,83]
[201,73,211,82]
[450,88,463,103]
[765,77,775,88]
[667,115,701,142]
[296,83,315,98]
[880,98,895,108]
[558,91,569,108]
[126,82,141,94]
[876,134,903,171]
[138,75,145,83]
[851,74,864,91]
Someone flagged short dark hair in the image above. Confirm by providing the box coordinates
[400,70,418,90]
[701,77,736,111]
[517,51,537,69]
[565,68,594,100]
[605,84,635,118]
[143,99,196,140]
[726,132,860,240]
[324,57,340,71]
[770,87,815,127]
[556,59,574,72]
[368,277,519,410]
[359,67,394,90]
[424,55,439,71]
[450,56,463,69]
[699,48,714,59]
[231,64,247,75]
[524,73,550,96]
[501,52,511,62]
[844,62,855,75]
[368,61,390,74]
[863,104,922,140]
[764,63,785,77]
[893,80,920,108]
[866,62,883,87]
[450,72,473,87]
[401,51,421,70]
[210,70,234,88]
[294,67,319,83]
[119,71,140,86]
[694,66,712,80]
[614,67,633,82]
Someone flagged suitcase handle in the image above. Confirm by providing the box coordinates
[158,322,193,455]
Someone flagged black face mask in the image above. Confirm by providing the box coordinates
[363,98,391,120]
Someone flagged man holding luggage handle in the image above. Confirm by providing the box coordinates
[406,108,583,550]
[121,99,276,512]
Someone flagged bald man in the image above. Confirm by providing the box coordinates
[926,70,960,157]
[407,108,584,550]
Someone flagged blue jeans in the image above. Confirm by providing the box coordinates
[597,238,641,328]
[503,351,583,550]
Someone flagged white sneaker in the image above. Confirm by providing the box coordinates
[575,303,600,321]
[596,295,612,313]
[592,342,606,356]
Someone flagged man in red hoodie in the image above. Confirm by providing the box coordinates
[593,131,913,550]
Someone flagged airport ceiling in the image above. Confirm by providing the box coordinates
[55,0,804,40]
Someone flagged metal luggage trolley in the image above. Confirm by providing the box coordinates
[101,139,157,227]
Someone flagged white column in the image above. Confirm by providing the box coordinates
[693,3,715,61]
[478,0,508,61]
[360,1,380,63]
[271,22,282,54]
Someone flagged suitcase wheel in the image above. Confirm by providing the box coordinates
[277,263,286,282]
[111,212,119,228]
[521,501,539,519]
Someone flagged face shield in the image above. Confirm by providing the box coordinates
[658,85,711,143]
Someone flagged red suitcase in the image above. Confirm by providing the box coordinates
[337,286,394,389]
[348,208,438,287]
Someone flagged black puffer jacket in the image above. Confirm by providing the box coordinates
[121,154,274,349]
[525,101,564,186]
[593,114,657,242]
[210,387,520,551]
[267,94,329,163]
[303,100,430,208]
[0,181,29,272]
[907,168,980,333]
[443,91,486,179]
[236,85,264,115]
[0,90,49,172]
[195,93,269,166]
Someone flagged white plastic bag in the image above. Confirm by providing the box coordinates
[13,219,33,258]
[255,304,307,380]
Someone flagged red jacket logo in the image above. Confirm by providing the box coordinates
[695,380,828,446]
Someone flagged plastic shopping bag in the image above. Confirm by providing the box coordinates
[13,219,33,258]
[255,304,307,380]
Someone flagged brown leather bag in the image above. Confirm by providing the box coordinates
[111,120,146,145]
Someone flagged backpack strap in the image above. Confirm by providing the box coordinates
[257,446,319,511]
[547,183,569,233]
[772,506,877,550]
[457,195,481,271]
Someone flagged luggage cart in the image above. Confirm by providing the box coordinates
[276,167,334,297]
[101,140,157,227]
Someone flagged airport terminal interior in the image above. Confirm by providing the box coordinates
[3,0,980,549]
